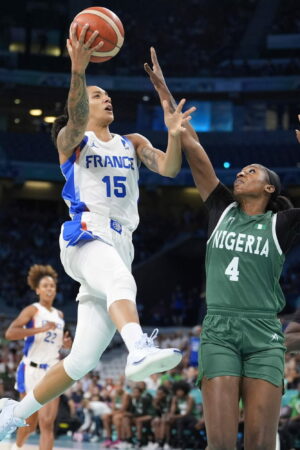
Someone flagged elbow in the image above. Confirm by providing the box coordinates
[162,167,180,178]
[5,329,13,340]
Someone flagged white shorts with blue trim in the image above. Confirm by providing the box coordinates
[59,214,136,307]
[15,361,49,394]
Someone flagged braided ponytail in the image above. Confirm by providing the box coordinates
[51,104,68,147]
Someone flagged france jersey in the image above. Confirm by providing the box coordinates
[60,132,140,246]
[22,302,64,366]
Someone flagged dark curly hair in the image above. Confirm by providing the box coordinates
[27,265,58,290]
[51,103,68,148]
[172,381,191,395]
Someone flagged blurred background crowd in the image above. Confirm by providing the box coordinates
[0,0,300,448]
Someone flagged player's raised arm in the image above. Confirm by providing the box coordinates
[145,47,219,201]
[56,23,103,163]
[128,98,195,178]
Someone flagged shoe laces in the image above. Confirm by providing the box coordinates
[135,328,159,349]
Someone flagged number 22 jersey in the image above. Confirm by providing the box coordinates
[22,302,64,366]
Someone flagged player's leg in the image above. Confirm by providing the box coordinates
[241,317,285,449]
[63,239,182,380]
[102,413,113,446]
[14,408,38,448]
[37,397,60,450]
[202,376,241,450]
[242,378,282,450]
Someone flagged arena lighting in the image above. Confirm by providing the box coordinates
[14,99,21,104]
[29,109,43,116]
[24,181,53,190]
[14,118,20,124]
[223,161,231,169]
[183,187,199,196]
[44,116,56,123]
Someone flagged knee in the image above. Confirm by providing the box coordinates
[107,270,137,308]
[63,348,99,380]
[39,416,54,431]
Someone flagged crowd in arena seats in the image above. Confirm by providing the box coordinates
[0,199,207,319]
[2,0,300,79]
[0,198,299,321]
[0,324,299,449]
[1,0,258,78]
[271,0,300,34]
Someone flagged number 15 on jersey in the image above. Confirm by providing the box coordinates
[102,176,127,198]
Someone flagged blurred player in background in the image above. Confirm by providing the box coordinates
[5,264,72,450]
[145,47,300,450]
[0,23,195,440]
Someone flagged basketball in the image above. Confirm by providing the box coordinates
[72,6,124,63]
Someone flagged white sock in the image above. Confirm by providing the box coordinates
[14,391,43,419]
[120,322,143,352]
[11,444,22,450]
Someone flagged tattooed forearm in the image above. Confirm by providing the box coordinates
[140,147,159,172]
[68,72,89,128]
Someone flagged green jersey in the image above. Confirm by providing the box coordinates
[205,201,285,313]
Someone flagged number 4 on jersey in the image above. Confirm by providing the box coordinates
[225,256,239,281]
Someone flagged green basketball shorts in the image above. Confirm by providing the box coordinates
[198,309,286,387]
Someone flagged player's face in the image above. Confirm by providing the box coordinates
[233,164,274,198]
[87,86,114,125]
[36,276,56,304]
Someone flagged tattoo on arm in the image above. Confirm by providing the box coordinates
[69,72,88,122]
[66,72,89,141]
[140,146,159,172]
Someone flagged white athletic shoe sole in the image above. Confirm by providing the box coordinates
[125,348,182,382]
[0,398,27,441]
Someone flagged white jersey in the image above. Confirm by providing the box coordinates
[60,132,140,246]
[22,302,64,366]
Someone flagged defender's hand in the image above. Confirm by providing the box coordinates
[144,47,167,91]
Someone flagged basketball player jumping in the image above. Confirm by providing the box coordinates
[5,265,71,450]
[144,47,300,450]
[0,24,195,439]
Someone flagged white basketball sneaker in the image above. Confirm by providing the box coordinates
[125,329,182,382]
[0,398,27,441]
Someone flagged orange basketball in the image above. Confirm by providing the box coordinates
[72,6,124,63]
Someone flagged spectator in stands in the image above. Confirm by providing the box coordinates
[165,381,197,449]
[150,385,172,449]
[285,309,300,351]
[122,386,154,448]
[102,385,131,448]
[281,379,300,449]
[187,325,202,368]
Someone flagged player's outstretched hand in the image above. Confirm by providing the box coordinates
[163,98,196,137]
[296,114,300,144]
[144,47,167,92]
[67,22,104,72]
